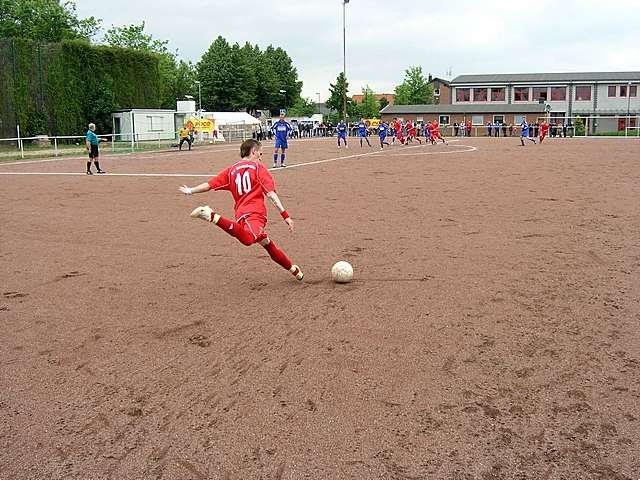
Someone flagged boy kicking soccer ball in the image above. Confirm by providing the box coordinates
[179,139,304,281]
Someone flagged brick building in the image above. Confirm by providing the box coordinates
[381,71,640,134]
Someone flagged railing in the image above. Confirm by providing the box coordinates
[0,131,232,161]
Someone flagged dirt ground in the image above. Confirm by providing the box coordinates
[1,136,639,479]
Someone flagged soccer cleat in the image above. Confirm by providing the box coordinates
[281,163,286,168]
[97,170,106,174]
[273,163,278,168]
[289,264,304,281]
[86,170,93,175]
[190,205,214,222]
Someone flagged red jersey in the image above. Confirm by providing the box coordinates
[541,124,549,134]
[393,120,402,133]
[207,159,275,220]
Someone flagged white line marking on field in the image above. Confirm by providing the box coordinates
[0,172,213,177]
[0,140,476,178]
[271,140,465,171]
[386,144,477,156]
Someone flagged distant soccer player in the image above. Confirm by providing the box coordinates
[392,118,404,145]
[179,139,304,281]
[378,121,390,149]
[429,120,447,145]
[357,118,371,147]
[336,119,348,149]
[519,119,537,146]
[539,121,550,143]
[271,112,292,167]
[423,122,433,143]
[405,120,422,145]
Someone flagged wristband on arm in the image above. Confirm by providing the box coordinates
[280,210,290,220]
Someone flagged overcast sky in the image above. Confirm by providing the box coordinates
[76,0,640,102]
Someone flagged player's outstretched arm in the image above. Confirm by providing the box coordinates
[266,190,294,232]
[179,182,211,195]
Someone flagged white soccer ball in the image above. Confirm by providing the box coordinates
[331,261,353,283]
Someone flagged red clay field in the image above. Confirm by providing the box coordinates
[1,136,639,479]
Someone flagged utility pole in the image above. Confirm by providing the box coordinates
[342,0,349,122]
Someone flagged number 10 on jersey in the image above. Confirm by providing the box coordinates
[235,171,251,195]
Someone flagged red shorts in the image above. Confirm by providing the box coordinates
[238,214,268,243]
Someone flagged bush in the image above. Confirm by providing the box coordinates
[0,38,162,137]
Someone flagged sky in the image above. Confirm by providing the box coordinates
[75,0,640,102]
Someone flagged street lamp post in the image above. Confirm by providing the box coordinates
[342,0,349,122]
[194,80,202,113]
[316,92,321,114]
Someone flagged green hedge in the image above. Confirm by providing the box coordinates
[0,38,162,137]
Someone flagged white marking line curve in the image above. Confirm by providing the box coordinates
[386,144,477,156]
[0,140,476,178]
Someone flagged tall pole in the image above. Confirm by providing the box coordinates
[316,92,321,114]
[342,0,347,122]
[194,80,202,113]
[626,81,632,137]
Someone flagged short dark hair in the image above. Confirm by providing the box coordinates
[240,139,261,158]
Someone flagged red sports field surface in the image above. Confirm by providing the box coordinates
[1,137,639,479]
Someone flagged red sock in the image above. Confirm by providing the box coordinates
[262,240,293,270]
[214,216,255,246]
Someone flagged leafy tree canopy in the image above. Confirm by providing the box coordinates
[394,66,433,105]
[0,0,100,42]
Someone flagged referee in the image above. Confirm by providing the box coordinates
[85,123,106,175]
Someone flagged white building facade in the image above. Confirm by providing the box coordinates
[449,72,640,133]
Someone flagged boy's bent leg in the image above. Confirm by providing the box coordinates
[259,237,303,280]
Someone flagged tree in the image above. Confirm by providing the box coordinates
[356,85,379,119]
[288,96,315,117]
[173,60,197,102]
[394,66,433,105]
[0,0,100,42]
[379,96,389,110]
[263,45,302,112]
[103,22,170,54]
[197,36,236,111]
[104,22,186,109]
[326,72,353,119]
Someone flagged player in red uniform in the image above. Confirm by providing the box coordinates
[539,121,550,143]
[392,118,405,145]
[404,120,422,144]
[429,120,447,145]
[179,139,304,280]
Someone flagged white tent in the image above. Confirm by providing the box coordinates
[204,112,261,125]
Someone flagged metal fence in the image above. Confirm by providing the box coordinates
[0,128,256,161]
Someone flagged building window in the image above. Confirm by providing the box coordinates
[148,116,164,132]
[473,88,488,102]
[514,87,530,102]
[533,87,548,101]
[472,115,484,126]
[514,115,525,125]
[434,88,440,97]
[620,85,627,97]
[631,85,638,97]
[493,115,505,124]
[575,86,592,101]
[456,88,470,102]
[608,86,617,97]
[490,88,505,101]
[550,87,566,101]
[439,115,450,125]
